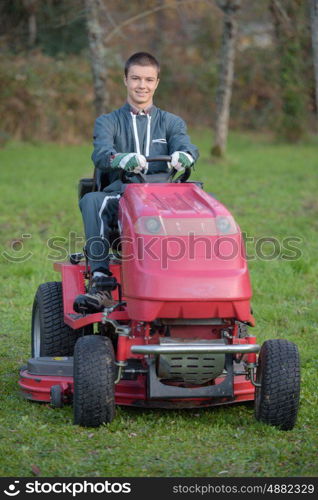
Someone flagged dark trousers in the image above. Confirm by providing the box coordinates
[79,191,121,274]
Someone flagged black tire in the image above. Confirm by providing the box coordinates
[73,335,116,427]
[254,339,300,431]
[50,385,63,408]
[31,281,89,357]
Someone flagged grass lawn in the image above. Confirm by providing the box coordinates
[0,132,317,477]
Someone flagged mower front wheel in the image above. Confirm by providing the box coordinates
[73,335,116,427]
[254,339,300,431]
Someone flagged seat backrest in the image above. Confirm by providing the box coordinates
[78,177,95,200]
[78,168,112,200]
[94,168,110,191]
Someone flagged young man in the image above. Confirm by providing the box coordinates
[74,52,199,313]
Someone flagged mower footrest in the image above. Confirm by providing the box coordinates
[27,357,73,377]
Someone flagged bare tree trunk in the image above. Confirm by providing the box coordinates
[22,0,38,48]
[28,12,37,47]
[150,0,167,57]
[270,0,306,141]
[310,0,318,115]
[212,0,240,157]
[85,0,109,116]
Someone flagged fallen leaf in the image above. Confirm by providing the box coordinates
[31,464,41,476]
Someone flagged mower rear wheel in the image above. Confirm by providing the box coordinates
[73,335,116,427]
[254,339,300,431]
[31,281,90,357]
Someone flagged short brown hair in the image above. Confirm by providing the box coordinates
[124,52,160,77]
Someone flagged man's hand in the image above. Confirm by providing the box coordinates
[171,151,194,171]
[111,153,147,173]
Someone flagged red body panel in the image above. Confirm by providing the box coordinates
[119,183,252,322]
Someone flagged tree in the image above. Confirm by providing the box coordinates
[84,0,109,116]
[310,0,318,116]
[22,0,38,48]
[269,0,307,141]
[212,0,241,157]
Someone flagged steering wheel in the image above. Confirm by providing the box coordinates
[121,155,191,183]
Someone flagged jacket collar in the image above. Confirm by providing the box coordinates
[122,101,156,115]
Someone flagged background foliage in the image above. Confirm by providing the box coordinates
[0,0,316,143]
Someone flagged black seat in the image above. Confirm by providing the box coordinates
[78,168,111,200]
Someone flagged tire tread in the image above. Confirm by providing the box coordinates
[73,335,115,427]
[32,281,79,356]
[255,339,300,431]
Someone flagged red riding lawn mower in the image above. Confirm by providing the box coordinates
[19,156,300,430]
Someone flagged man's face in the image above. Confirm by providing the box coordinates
[124,64,159,109]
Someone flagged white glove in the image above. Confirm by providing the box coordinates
[111,153,147,173]
[131,153,148,174]
[132,155,148,174]
[171,151,194,172]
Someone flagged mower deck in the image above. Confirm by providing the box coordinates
[19,356,254,408]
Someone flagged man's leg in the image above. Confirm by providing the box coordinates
[79,191,121,274]
[73,191,121,313]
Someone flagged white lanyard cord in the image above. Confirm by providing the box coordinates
[145,114,151,157]
[131,112,141,155]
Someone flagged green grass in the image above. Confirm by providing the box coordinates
[0,133,317,477]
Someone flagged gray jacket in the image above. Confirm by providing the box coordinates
[92,102,199,177]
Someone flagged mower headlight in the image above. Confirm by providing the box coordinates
[215,216,237,235]
[135,216,165,235]
[144,217,163,234]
